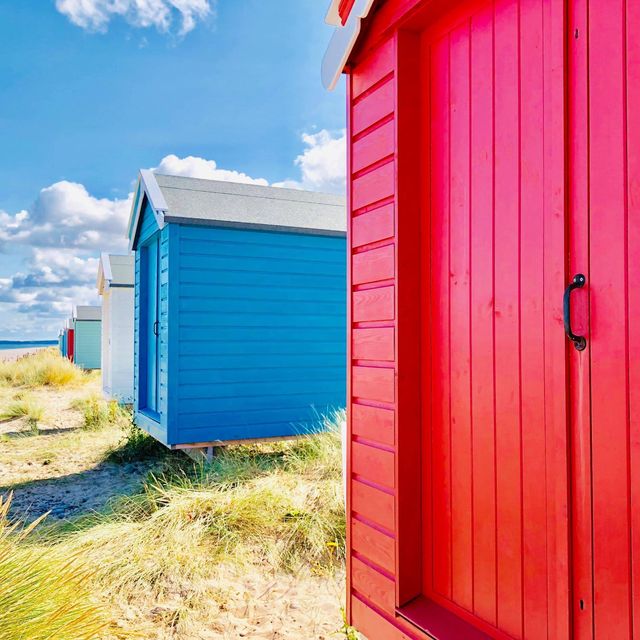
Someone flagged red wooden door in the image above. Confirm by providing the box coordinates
[568,1,640,638]
[414,0,569,638]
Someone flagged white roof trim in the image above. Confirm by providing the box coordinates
[325,0,342,25]
[97,252,112,294]
[322,0,376,91]
[127,170,169,251]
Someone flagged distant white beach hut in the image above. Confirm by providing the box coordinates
[97,253,134,403]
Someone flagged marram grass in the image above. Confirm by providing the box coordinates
[0,494,106,640]
[0,395,44,433]
[0,349,86,388]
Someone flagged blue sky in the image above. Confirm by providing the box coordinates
[0,1,346,340]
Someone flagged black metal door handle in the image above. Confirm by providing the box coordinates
[564,273,586,351]
[153,321,159,336]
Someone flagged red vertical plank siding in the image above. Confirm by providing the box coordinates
[448,21,473,612]
[469,5,496,626]
[568,0,594,635]
[493,2,523,635]
[627,0,640,635]
[518,1,548,636]
[428,31,452,601]
[589,2,632,637]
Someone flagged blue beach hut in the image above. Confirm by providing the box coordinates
[127,171,346,449]
[72,306,102,370]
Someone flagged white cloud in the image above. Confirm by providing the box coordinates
[0,133,346,337]
[274,129,346,194]
[153,154,269,185]
[55,0,213,36]
[0,181,132,252]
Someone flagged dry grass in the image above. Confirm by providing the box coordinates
[71,394,131,431]
[0,494,107,640]
[0,395,45,433]
[29,412,347,637]
[0,349,87,388]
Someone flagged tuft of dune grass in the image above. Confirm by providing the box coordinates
[45,412,346,604]
[71,394,130,431]
[0,349,86,388]
[0,493,107,640]
[0,395,45,434]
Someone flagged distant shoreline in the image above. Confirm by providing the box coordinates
[0,341,56,351]
[0,347,51,361]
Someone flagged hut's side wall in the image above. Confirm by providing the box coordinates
[74,321,102,370]
[171,223,347,445]
[345,32,428,640]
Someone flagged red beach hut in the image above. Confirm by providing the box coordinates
[66,320,75,363]
[323,1,640,638]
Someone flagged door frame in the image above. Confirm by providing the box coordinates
[393,0,571,637]
[139,231,161,419]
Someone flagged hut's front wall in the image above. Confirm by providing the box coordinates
[74,321,101,370]
[133,199,171,444]
[103,287,134,403]
[170,224,346,446]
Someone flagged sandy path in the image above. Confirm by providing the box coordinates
[0,347,48,361]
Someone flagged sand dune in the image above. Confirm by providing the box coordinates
[0,347,48,362]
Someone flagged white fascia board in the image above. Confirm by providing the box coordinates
[325,0,341,25]
[127,170,169,251]
[321,0,376,91]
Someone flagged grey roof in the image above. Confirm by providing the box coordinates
[129,172,346,244]
[97,253,134,293]
[74,305,101,321]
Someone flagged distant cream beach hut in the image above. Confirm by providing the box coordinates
[97,253,134,402]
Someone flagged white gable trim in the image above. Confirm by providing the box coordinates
[97,252,112,294]
[325,0,342,25]
[127,170,169,251]
[322,0,377,90]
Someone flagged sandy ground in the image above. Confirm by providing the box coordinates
[0,346,48,361]
[0,372,348,639]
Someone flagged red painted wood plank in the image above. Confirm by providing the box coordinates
[626,1,640,634]
[351,596,415,640]
[352,479,395,531]
[518,2,549,637]
[352,518,396,574]
[352,161,395,210]
[352,402,395,446]
[469,5,496,625]
[543,2,570,637]
[352,204,395,248]
[353,119,395,173]
[353,286,395,322]
[448,20,473,613]
[493,2,522,635]
[428,30,452,601]
[589,1,632,635]
[352,441,395,489]
[353,244,395,285]
[352,365,395,403]
[353,80,395,136]
[567,0,593,636]
[352,556,396,612]
[352,38,395,98]
[353,327,395,361]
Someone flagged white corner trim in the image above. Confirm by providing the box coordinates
[321,0,376,91]
[96,252,111,294]
[127,170,169,251]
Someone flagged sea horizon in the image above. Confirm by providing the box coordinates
[0,340,57,351]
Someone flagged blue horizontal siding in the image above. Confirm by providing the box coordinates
[173,224,345,445]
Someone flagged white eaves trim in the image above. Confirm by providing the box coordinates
[325,0,342,25]
[322,0,376,91]
[126,169,169,251]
